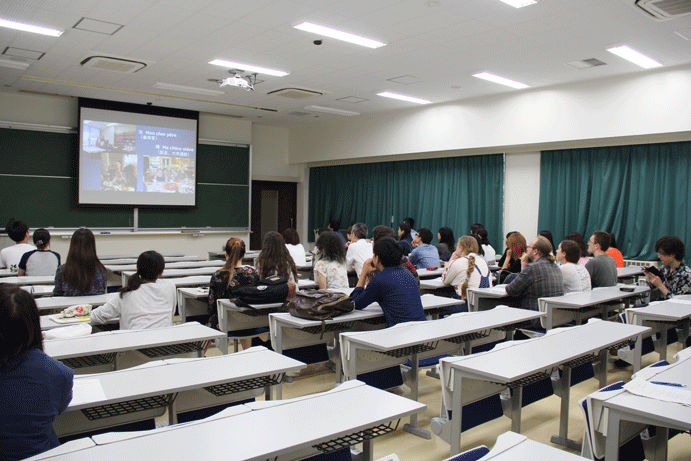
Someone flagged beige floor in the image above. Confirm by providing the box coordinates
[192,339,690,461]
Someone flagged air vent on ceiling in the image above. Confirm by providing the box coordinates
[565,58,607,69]
[628,0,691,20]
[80,55,147,73]
[267,88,323,99]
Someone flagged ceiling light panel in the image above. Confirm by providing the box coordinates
[208,59,289,77]
[607,45,662,69]
[377,92,431,104]
[294,22,386,48]
[0,18,63,37]
[472,72,530,89]
[498,0,537,8]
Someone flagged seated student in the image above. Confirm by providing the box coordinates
[208,238,259,350]
[470,223,485,236]
[0,219,35,270]
[585,230,618,287]
[506,236,564,317]
[408,227,440,269]
[476,228,496,265]
[0,286,73,461]
[564,232,590,266]
[397,222,414,255]
[327,219,347,246]
[605,232,625,268]
[256,231,298,284]
[351,237,426,327]
[441,235,491,312]
[556,240,592,293]
[403,217,417,240]
[497,231,517,267]
[499,232,526,283]
[282,228,307,266]
[90,251,176,330]
[645,235,691,299]
[345,223,373,278]
[18,228,60,276]
[371,225,419,288]
[314,232,349,289]
[53,228,107,296]
[539,230,556,255]
[436,227,456,261]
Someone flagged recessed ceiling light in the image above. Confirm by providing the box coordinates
[606,45,662,69]
[498,0,537,8]
[0,18,62,37]
[472,72,529,89]
[208,59,289,77]
[305,105,360,116]
[377,92,431,105]
[153,82,225,96]
[294,22,385,49]
[0,57,30,70]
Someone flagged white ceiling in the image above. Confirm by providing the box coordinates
[1,0,690,127]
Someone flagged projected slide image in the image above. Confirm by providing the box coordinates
[100,153,137,191]
[83,122,136,154]
[144,156,195,194]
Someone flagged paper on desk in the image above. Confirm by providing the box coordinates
[71,378,107,406]
[624,378,691,406]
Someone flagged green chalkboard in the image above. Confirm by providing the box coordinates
[0,128,250,229]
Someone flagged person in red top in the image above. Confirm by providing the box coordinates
[605,232,625,268]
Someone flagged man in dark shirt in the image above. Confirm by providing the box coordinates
[351,237,426,327]
[506,236,564,320]
[585,230,618,287]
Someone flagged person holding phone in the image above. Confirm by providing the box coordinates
[645,236,691,299]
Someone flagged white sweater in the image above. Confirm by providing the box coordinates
[90,279,176,330]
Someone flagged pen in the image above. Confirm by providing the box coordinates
[650,381,687,388]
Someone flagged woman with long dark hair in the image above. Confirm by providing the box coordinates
[53,228,106,296]
[282,228,307,266]
[0,286,73,460]
[314,232,349,289]
[397,222,413,255]
[256,231,298,283]
[90,251,176,330]
[476,227,496,264]
[436,227,456,261]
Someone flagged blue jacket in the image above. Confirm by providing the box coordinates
[409,243,440,269]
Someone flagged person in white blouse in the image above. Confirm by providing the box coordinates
[555,239,592,293]
[90,251,176,330]
[476,228,497,265]
[345,223,373,278]
[282,228,307,266]
[441,235,491,312]
[314,232,349,289]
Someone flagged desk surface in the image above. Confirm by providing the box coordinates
[35,293,116,312]
[45,381,425,461]
[167,275,212,287]
[418,267,445,279]
[617,266,643,278]
[123,267,219,279]
[100,256,204,265]
[627,300,691,322]
[107,260,224,273]
[67,347,303,411]
[341,307,541,352]
[539,285,650,308]
[0,275,55,286]
[442,320,649,383]
[44,322,223,360]
[477,431,588,460]
[99,253,185,260]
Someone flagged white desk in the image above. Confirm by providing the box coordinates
[167,275,211,288]
[1,275,55,286]
[617,265,644,282]
[626,300,691,361]
[44,322,226,369]
[538,285,651,330]
[418,267,445,279]
[99,253,185,260]
[106,260,224,274]
[48,381,425,461]
[121,267,219,286]
[340,307,543,439]
[438,320,650,455]
[0,268,17,277]
[35,293,116,312]
[208,249,260,262]
[55,347,304,437]
[467,285,517,311]
[467,431,589,461]
[594,353,691,461]
[100,256,204,265]
[24,438,96,460]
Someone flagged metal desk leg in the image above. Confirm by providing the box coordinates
[546,305,553,330]
[264,384,272,401]
[604,409,622,461]
[114,352,120,371]
[168,393,178,426]
[510,386,522,433]
[449,372,464,456]
[347,342,358,382]
[633,333,643,373]
[680,319,690,348]
[403,352,431,439]
[362,438,374,461]
[550,366,581,451]
[653,426,669,461]
[597,350,608,389]
[659,324,668,362]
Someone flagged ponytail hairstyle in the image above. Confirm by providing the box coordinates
[32,228,51,250]
[119,251,165,297]
[460,254,477,301]
[398,222,412,241]
[221,238,247,287]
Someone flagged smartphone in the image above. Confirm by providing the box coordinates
[643,266,662,278]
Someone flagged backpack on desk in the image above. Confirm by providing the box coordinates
[233,275,296,308]
[287,289,354,338]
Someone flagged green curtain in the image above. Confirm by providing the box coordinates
[308,154,504,247]
[538,141,691,261]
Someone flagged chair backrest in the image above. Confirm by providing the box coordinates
[442,445,489,461]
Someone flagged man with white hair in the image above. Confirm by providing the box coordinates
[345,222,373,277]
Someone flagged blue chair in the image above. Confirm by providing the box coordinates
[440,445,489,461]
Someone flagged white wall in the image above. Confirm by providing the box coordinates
[504,152,541,243]
[251,124,300,181]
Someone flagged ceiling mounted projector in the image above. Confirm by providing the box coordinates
[217,72,255,91]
